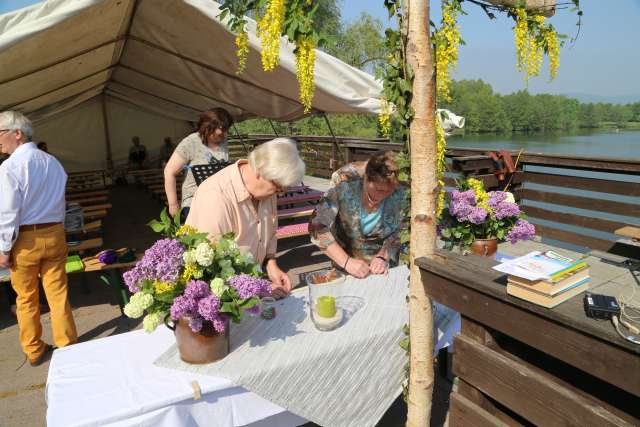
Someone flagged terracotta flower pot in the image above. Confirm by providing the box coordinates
[469,238,498,258]
[166,316,229,364]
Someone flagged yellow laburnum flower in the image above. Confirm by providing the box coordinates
[545,29,560,79]
[257,0,286,71]
[154,281,176,294]
[435,0,461,102]
[182,263,197,281]
[295,37,316,113]
[235,30,250,75]
[514,8,529,76]
[176,224,197,236]
[435,116,448,219]
[378,98,392,137]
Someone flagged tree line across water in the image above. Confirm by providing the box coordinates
[236,78,640,137]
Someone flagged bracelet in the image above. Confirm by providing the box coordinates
[343,256,350,270]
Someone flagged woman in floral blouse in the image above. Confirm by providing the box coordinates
[309,151,407,278]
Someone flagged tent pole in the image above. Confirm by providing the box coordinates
[321,112,344,170]
[101,95,114,171]
[268,119,279,137]
[232,123,250,155]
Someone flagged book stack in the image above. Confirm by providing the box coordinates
[494,251,591,308]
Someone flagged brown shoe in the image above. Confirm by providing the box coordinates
[29,344,55,367]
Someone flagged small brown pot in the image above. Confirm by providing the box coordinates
[166,316,229,364]
[469,238,498,258]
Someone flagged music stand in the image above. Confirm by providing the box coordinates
[190,161,229,186]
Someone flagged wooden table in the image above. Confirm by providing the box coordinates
[417,242,639,426]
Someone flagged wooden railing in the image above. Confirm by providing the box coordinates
[228,134,640,256]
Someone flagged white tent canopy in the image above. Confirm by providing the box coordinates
[0,0,383,171]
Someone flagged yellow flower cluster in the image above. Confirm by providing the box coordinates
[467,177,492,214]
[295,37,316,113]
[435,1,462,102]
[514,9,543,80]
[514,9,560,82]
[154,281,175,295]
[544,29,560,79]
[176,224,197,236]
[435,116,447,219]
[257,0,286,71]
[182,263,197,281]
[235,30,250,75]
[378,98,392,137]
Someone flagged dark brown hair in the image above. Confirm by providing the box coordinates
[197,108,234,145]
[365,150,399,185]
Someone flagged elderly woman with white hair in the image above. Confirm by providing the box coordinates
[186,138,305,298]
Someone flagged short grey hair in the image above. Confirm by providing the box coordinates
[0,110,33,140]
[248,138,305,188]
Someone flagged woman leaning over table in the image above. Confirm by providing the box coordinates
[164,108,233,222]
[309,151,407,279]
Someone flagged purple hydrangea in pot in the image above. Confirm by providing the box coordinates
[438,178,536,257]
[122,210,271,364]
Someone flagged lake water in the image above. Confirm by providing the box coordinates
[448,129,640,160]
[446,129,640,251]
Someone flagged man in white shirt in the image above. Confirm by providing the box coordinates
[0,111,77,366]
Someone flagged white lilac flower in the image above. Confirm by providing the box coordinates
[124,301,144,318]
[143,311,164,332]
[210,277,228,297]
[504,192,515,203]
[183,250,196,265]
[130,292,154,310]
[195,242,214,267]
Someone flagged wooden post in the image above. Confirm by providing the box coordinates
[406,0,437,426]
[101,95,114,171]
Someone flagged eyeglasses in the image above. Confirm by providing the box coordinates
[207,121,228,133]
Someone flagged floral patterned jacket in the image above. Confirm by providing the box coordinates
[309,162,407,264]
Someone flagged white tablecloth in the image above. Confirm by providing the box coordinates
[45,328,307,427]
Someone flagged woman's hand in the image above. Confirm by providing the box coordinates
[266,260,292,299]
[369,256,388,275]
[168,201,180,217]
[345,258,370,278]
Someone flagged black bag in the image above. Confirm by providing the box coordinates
[190,158,230,186]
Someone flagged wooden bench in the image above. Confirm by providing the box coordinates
[67,238,103,254]
[66,189,109,199]
[81,204,113,213]
[276,222,310,239]
[66,196,109,207]
[83,209,107,221]
[277,206,314,220]
[66,220,101,235]
[277,191,323,207]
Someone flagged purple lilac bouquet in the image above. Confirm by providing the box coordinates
[438,177,535,250]
[122,209,271,333]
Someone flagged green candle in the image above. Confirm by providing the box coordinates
[316,296,336,318]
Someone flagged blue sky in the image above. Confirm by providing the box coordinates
[2,0,638,98]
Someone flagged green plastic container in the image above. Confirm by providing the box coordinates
[65,255,84,273]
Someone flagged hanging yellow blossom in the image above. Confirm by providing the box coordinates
[435,116,447,219]
[378,98,392,137]
[435,0,462,102]
[257,0,286,71]
[544,28,560,79]
[295,37,316,113]
[235,30,250,75]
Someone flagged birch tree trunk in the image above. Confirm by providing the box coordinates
[406,0,437,426]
